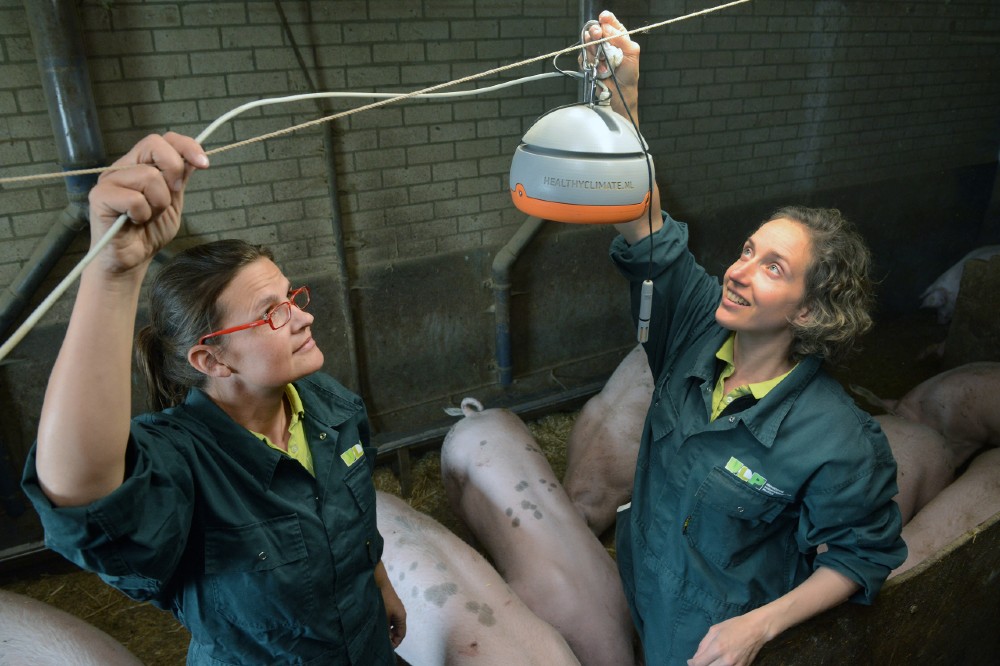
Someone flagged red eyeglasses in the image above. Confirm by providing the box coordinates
[199,286,311,345]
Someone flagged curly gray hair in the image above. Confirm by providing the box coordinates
[765,206,874,364]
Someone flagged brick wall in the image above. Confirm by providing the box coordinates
[625,0,1000,216]
[0,0,584,294]
[2,0,998,299]
[1,0,999,439]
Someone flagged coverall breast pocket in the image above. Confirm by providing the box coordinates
[343,454,375,515]
[685,467,789,568]
[204,514,316,631]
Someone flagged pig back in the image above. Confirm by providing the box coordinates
[563,343,651,535]
[376,491,580,666]
[441,405,609,579]
[875,414,955,524]
[892,448,1000,578]
[440,402,636,666]
[0,589,143,665]
[894,362,1000,466]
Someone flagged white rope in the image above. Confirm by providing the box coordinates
[0,0,753,363]
[0,73,572,186]
[0,73,570,363]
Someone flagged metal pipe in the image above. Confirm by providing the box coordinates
[374,380,602,457]
[579,0,599,101]
[22,0,105,199]
[318,125,363,394]
[275,0,362,395]
[491,216,545,386]
[485,1,593,385]
[0,202,88,338]
[1,1,106,340]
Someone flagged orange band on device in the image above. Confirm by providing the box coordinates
[510,185,650,224]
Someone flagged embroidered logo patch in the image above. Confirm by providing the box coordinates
[724,456,790,498]
[725,456,766,489]
[340,442,365,467]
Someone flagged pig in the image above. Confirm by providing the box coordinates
[919,245,1000,323]
[875,414,956,524]
[441,398,637,666]
[890,447,1000,578]
[376,491,581,666]
[563,344,652,536]
[884,362,1000,470]
[0,589,142,665]
[851,363,999,471]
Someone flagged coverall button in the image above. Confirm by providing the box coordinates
[728,416,736,423]
[258,551,267,561]
[319,432,327,440]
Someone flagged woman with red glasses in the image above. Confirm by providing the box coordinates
[21,132,405,665]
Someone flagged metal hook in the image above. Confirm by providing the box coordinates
[580,20,601,104]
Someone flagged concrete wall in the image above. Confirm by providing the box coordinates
[1,0,999,462]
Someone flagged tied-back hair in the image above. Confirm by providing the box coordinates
[768,206,874,365]
[134,239,274,411]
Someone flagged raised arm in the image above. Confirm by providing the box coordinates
[584,11,664,243]
[35,132,208,507]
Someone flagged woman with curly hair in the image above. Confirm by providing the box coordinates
[585,12,905,666]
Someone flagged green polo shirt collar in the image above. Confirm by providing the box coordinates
[181,380,360,491]
[711,333,798,420]
[677,329,819,448]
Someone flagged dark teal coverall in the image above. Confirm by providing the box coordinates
[23,372,394,666]
[610,215,907,665]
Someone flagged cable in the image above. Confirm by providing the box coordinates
[0,74,569,189]
[195,74,566,149]
[603,51,656,344]
[0,72,570,364]
[1,0,752,188]
[0,0,755,362]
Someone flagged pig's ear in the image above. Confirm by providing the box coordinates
[187,344,233,378]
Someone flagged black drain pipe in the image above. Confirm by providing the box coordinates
[491,216,545,386]
[1,1,106,340]
[490,2,596,387]
[273,0,362,395]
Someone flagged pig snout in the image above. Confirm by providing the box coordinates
[441,401,638,666]
[0,589,143,665]
[919,287,954,324]
[848,383,899,415]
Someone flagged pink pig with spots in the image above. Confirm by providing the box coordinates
[441,398,637,666]
[376,491,580,666]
